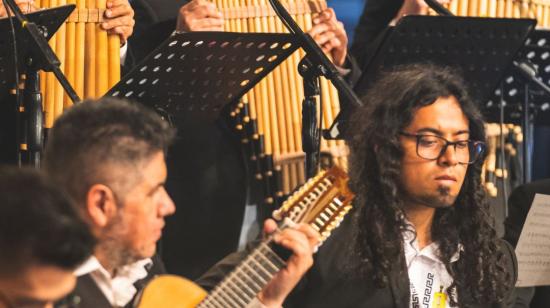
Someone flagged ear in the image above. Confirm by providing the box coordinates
[86,184,118,228]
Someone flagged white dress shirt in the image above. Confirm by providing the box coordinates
[74,256,152,307]
[74,256,270,308]
[403,227,462,308]
[120,43,129,65]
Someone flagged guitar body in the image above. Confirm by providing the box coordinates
[137,275,207,308]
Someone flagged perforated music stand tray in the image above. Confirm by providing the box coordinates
[327,15,535,139]
[0,4,75,94]
[485,29,550,124]
[107,31,300,121]
[355,15,535,112]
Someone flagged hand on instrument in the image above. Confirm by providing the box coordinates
[102,0,135,45]
[309,8,348,67]
[0,0,36,18]
[177,0,224,32]
[257,219,320,308]
[396,0,452,18]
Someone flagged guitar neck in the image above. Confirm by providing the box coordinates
[198,241,285,307]
[199,166,354,308]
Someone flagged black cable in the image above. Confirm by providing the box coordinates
[3,0,22,166]
[317,82,323,169]
[499,82,509,216]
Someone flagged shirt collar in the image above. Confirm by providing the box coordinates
[74,256,153,307]
[74,256,153,278]
[402,221,462,267]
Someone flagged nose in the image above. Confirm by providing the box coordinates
[438,143,459,166]
[158,188,176,217]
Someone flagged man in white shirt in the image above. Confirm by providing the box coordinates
[0,167,95,308]
[304,63,516,307]
[197,63,518,308]
[43,98,319,308]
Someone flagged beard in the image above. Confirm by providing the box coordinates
[99,214,140,270]
[409,184,458,209]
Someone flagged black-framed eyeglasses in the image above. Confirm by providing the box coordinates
[400,132,486,165]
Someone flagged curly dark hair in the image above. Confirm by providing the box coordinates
[348,63,510,305]
[43,98,175,206]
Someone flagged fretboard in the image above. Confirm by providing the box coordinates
[198,241,285,308]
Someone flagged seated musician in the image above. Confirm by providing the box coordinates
[0,167,95,308]
[127,0,359,280]
[198,63,518,307]
[43,98,319,308]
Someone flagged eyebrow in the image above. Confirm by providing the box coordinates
[148,181,165,196]
[415,127,470,136]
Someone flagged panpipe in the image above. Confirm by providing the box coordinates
[36,0,121,128]
[438,0,550,27]
[216,0,348,205]
[483,123,523,197]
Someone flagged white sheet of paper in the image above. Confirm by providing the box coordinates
[516,193,550,287]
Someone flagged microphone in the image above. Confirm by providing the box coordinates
[423,0,454,16]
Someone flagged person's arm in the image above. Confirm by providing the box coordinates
[176,0,223,32]
[99,0,134,66]
[197,219,319,308]
[390,0,451,24]
[306,8,361,86]
[350,0,452,69]
[308,8,347,68]
[0,0,35,17]
[102,0,135,46]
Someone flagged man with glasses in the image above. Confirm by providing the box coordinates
[198,63,518,307]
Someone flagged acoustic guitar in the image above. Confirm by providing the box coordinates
[137,166,354,308]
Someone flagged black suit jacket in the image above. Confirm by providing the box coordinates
[55,255,166,308]
[350,0,403,70]
[128,0,188,65]
[504,179,550,308]
[197,212,518,308]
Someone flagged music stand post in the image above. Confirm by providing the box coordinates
[1,0,80,103]
[266,0,364,178]
[0,5,76,167]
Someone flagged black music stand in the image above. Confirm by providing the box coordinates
[334,16,535,138]
[108,31,299,121]
[0,5,75,167]
[485,29,550,183]
[107,31,300,203]
[0,5,74,95]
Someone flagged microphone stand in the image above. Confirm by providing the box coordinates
[266,0,362,179]
[2,0,80,167]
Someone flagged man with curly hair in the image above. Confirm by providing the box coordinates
[298,63,516,307]
[198,63,518,307]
